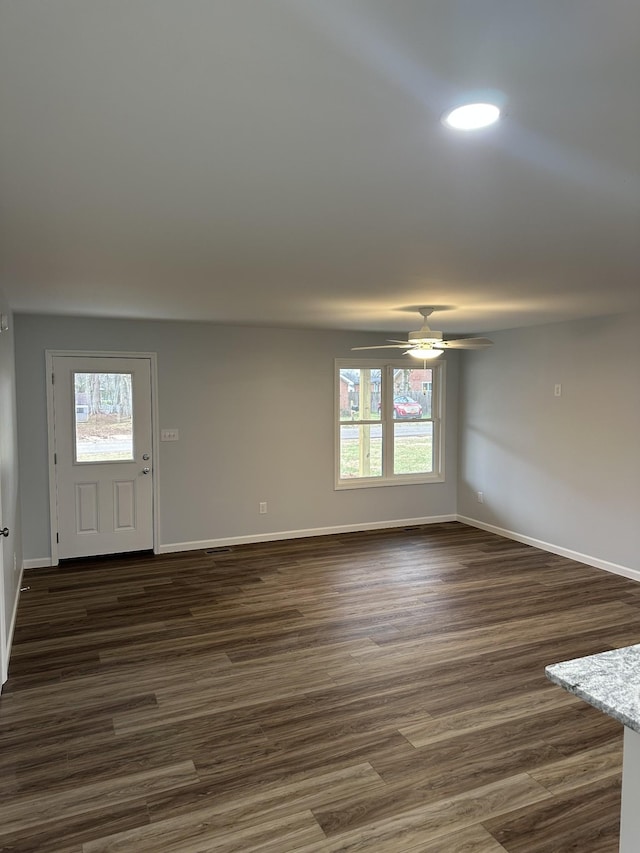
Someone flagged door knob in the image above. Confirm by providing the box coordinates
[0,527,9,537]
[142,467,150,475]
[142,453,150,461]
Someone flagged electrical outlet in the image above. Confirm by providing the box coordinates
[477,491,484,504]
[554,384,562,397]
[259,502,267,514]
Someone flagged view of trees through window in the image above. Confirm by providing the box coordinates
[73,372,134,462]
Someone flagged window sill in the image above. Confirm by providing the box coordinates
[335,474,445,490]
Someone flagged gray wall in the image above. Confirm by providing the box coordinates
[14,310,640,573]
[0,288,23,679]
[14,314,459,561]
[458,311,640,572]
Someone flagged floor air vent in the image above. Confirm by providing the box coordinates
[204,547,234,555]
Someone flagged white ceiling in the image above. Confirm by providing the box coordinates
[0,0,638,335]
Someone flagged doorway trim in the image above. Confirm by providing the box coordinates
[45,350,160,566]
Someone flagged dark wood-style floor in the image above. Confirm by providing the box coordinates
[2,522,639,852]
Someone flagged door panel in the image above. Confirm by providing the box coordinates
[75,482,99,533]
[52,356,153,559]
[113,480,136,530]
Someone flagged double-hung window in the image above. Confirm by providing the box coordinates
[335,359,444,488]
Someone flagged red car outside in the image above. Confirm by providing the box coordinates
[393,396,422,418]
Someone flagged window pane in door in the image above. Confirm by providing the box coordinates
[74,372,134,462]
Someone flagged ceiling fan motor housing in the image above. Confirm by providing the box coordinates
[408,329,443,343]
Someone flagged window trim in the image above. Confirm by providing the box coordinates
[334,358,445,490]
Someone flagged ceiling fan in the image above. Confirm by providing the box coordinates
[351,307,493,359]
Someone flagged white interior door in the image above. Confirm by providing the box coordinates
[52,355,154,560]
[0,441,7,685]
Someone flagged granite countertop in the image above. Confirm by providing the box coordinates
[546,644,640,732]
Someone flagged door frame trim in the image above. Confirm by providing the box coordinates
[45,350,160,566]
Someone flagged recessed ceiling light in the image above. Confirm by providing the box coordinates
[442,102,501,131]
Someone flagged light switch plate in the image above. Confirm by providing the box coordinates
[161,429,179,441]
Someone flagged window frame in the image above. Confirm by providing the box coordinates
[334,358,445,490]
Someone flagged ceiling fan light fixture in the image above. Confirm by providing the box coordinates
[408,347,443,359]
[442,102,500,131]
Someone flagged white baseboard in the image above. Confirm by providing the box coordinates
[23,558,54,569]
[157,514,458,555]
[457,515,640,583]
[26,517,638,584]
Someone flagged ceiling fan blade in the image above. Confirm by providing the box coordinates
[437,337,493,349]
[349,308,494,354]
[350,344,409,351]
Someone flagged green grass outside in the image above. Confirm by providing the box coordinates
[340,435,433,478]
